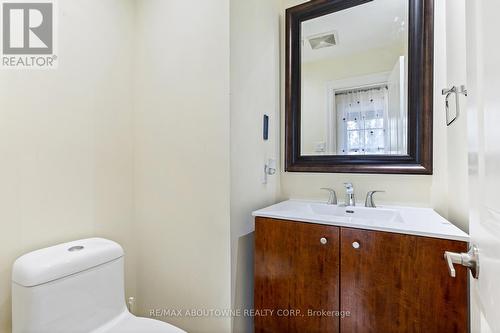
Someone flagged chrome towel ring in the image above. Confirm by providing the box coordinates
[442,85,468,126]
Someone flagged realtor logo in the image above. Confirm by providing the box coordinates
[1,0,57,69]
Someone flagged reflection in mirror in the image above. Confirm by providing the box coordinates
[300,0,408,156]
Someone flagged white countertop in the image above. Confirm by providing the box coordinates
[252,200,469,242]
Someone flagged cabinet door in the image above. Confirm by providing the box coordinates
[340,227,468,333]
[255,218,340,333]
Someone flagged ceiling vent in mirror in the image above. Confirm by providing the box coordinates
[307,31,338,50]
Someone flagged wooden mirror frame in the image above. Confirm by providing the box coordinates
[285,0,434,174]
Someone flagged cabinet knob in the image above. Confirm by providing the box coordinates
[352,241,360,249]
[320,237,328,245]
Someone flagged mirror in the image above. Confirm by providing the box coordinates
[286,0,433,174]
[301,0,408,156]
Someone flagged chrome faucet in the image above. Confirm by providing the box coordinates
[365,190,385,208]
[344,183,355,206]
[320,188,337,205]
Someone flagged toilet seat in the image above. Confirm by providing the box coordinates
[93,311,186,333]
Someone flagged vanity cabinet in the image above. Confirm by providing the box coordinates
[254,217,468,333]
[254,218,340,333]
[340,228,468,333]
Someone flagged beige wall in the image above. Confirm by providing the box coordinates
[0,1,234,332]
[230,0,281,332]
[133,1,231,332]
[0,1,137,332]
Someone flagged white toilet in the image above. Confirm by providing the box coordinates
[12,238,186,333]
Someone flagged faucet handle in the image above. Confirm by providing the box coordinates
[365,190,385,208]
[320,188,337,205]
[344,182,354,192]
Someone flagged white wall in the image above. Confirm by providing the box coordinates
[445,0,469,231]
[230,0,281,332]
[429,0,450,219]
[430,0,469,231]
[133,1,232,332]
[0,1,136,332]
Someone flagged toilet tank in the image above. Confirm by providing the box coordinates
[12,238,127,333]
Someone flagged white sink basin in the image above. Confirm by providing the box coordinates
[310,203,403,223]
[252,200,469,241]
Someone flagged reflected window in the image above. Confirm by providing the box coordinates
[336,86,387,155]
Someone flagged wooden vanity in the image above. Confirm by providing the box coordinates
[254,216,469,333]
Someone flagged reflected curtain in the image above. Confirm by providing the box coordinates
[335,87,389,155]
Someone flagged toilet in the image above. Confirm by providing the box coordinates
[12,238,186,333]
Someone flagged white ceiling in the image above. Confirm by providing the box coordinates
[301,0,408,63]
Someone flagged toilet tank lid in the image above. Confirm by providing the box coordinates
[12,238,124,287]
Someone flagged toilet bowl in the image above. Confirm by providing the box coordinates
[93,311,183,333]
[12,238,185,333]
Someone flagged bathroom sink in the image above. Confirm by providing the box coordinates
[252,200,469,241]
[257,200,402,224]
[308,203,402,224]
